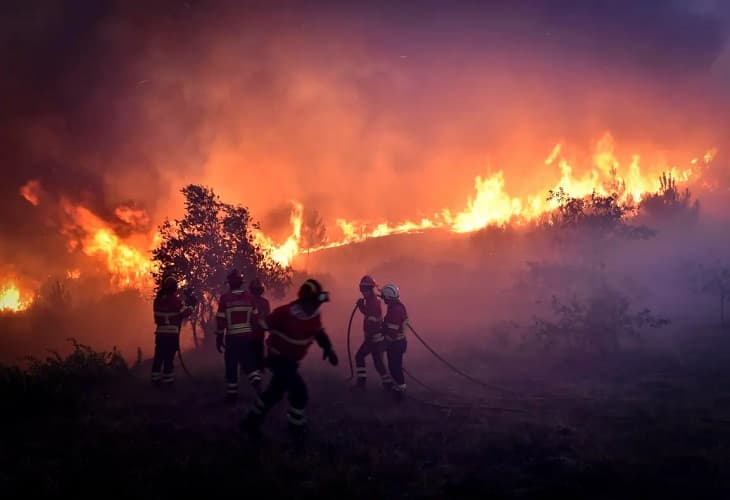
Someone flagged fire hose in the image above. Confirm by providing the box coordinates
[345,300,523,412]
[346,302,358,381]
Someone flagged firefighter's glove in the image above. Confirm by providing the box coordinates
[323,348,339,366]
[216,334,225,353]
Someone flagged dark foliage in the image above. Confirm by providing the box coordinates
[639,173,699,226]
[151,185,292,341]
[0,338,128,420]
[545,188,655,242]
[688,261,730,326]
[532,285,669,353]
[301,207,327,251]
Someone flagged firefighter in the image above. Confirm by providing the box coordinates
[151,275,195,385]
[354,275,392,391]
[216,269,261,402]
[380,283,408,402]
[241,278,338,436]
[248,277,270,385]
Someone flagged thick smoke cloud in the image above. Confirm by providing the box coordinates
[0,0,728,285]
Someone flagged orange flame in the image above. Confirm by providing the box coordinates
[20,180,41,206]
[16,134,718,282]
[0,279,33,312]
[255,133,716,267]
[61,200,156,289]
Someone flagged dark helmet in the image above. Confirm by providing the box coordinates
[161,275,178,292]
[249,277,265,297]
[359,275,376,293]
[225,268,244,288]
[298,278,329,304]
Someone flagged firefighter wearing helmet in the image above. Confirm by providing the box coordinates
[354,275,392,391]
[248,277,270,383]
[241,278,338,436]
[151,274,195,385]
[380,283,409,401]
[216,269,261,402]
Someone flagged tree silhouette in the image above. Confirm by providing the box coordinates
[639,173,699,227]
[690,262,730,328]
[301,208,327,250]
[532,283,669,353]
[300,208,327,271]
[151,185,291,345]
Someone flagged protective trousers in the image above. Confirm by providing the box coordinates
[355,340,392,387]
[151,335,179,384]
[224,336,264,397]
[251,356,308,427]
[386,339,407,392]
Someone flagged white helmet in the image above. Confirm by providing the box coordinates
[380,283,400,301]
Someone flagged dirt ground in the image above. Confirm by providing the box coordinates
[3,325,730,500]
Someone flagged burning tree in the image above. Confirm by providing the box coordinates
[639,173,699,226]
[546,188,655,242]
[300,208,327,251]
[152,185,291,346]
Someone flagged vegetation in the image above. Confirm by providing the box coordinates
[531,285,669,353]
[639,173,699,226]
[152,185,292,344]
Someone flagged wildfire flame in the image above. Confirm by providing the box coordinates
[61,200,156,289]
[11,133,718,295]
[0,280,33,312]
[20,180,41,206]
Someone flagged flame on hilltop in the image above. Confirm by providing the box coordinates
[267,133,715,260]
[0,279,33,312]
[253,202,304,267]
[10,133,718,289]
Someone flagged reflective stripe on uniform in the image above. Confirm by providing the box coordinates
[381,374,393,383]
[151,372,162,381]
[162,374,175,384]
[248,370,262,382]
[366,316,380,322]
[369,334,384,342]
[225,306,253,334]
[386,333,406,341]
[270,329,314,346]
[393,383,407,392]
[155,325,179,334]
[385,322,400,330]
[287,407,307,426]
[356,367,367,379]
[226,383,238,395]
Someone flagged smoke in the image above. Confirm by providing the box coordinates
[1,0,729,290]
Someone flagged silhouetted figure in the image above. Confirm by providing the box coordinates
[381,283,408,402]
[216,269,261,402]
[241,279,338,437]
[152,275,194,385]
[354,275,391,391]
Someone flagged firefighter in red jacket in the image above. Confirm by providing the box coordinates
[354,275,392,390]
[216,269,261,402]
[248,277,270,383]
[241,278,338,435]
[151,275,195,385]
[381,283,408,401]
